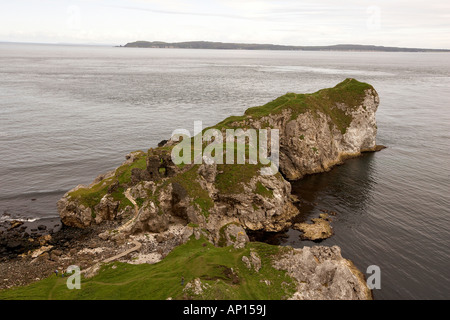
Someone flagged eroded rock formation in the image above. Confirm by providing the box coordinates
[55,78,380,300]
[58,79,380,237]
[274,245,372,300]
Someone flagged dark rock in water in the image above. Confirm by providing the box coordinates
[293,218,334,241]
[37,225,47,231]
[31,198,37,201]
[8,220,24,231]
[158,140,168,147]
[374,144,387,151]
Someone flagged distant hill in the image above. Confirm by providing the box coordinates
[123,41,450,52]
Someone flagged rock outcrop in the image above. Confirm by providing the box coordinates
[293,217,334,241]
[115,161,298,246]
[212,78,380,180]
[57,78,380,245]
[4,78,380,301]
[273,245,372,300]
[242,250,262,272]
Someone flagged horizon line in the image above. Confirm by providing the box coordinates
[1,40,449,52]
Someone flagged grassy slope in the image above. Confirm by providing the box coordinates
[0,238,295,300]
[67,151,147,212]
[212,78,373,133]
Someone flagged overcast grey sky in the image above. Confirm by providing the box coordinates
[1,0,449,48]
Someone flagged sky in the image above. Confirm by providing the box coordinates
[1,0,449,49]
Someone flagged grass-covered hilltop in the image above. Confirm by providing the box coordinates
[0,78,381,300]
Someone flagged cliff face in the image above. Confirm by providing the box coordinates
[212,78,379,180]
[273,245,372,300]
[54,78,379,300]
[57,78,379,238]
[279,83,379,180]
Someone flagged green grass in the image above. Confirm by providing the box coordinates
[114,152,147,185]
[169,140,276,213]
[0,238,296,300]
[67,151,146,212]
[254,182,274,198]
[208,78,373,134]
[135,197,144,208]
[67,179,112,211]
[215,162,263,194]
[212,115,248,131]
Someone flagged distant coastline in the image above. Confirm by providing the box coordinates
[122,41,450,52]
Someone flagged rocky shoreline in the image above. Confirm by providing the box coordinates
[0,217,186,290]
[1,79,381,299]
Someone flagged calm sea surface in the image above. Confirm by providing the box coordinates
[0,43,449,299]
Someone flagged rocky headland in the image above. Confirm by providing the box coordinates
[0,78,382,299]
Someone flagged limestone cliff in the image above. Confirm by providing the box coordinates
[210,77,379,180]
[55,78,379,300]
[58,78,379,239]
[273,245,372,300]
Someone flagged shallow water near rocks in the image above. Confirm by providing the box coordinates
[0,43,449,299]
[253,150,450,299]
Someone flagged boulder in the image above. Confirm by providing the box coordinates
[273,246,372,300]
[31,245,53,259]
[242,250,261,272]
[94,196,120,224]
[58,195,93,228]
[98,231,111,241]
[37,234,52,246]
[158,140,168,147]
[111,233,126,245]
[293,218,334,241]
[7,220,24,231]
[51,249,63,257]
[183,278,210,296]
[219,223,249,249]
